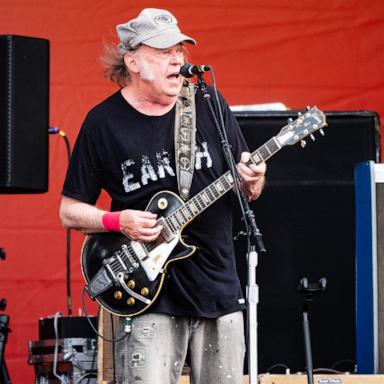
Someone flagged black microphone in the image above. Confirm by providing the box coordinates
[180,64,211,78]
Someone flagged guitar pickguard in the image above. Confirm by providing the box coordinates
[139,235,180,281]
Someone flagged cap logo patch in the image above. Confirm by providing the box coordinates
[154,14,173,25]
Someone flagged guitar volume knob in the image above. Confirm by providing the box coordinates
[141,287,149,296]
[114,291,123,300]
[127,297,136,306]
[127,280,136,289]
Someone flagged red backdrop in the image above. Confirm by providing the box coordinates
[0,0,383,382]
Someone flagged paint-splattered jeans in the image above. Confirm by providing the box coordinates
[114,311,245,384]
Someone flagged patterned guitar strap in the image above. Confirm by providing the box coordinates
[174,81,197,201]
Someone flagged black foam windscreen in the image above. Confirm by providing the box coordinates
[0,35,49,193]
[233,111,381,373]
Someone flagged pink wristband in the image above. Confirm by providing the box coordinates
[101,211,121,232]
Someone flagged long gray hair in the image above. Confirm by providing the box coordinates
[99,41,137,88]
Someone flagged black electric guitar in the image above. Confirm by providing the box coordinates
[81,107,327,317]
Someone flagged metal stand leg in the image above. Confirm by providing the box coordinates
[302,310,314,384]
[299,277,327,384]
[247,246,259,384]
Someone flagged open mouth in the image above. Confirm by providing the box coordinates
[167,73,181,80]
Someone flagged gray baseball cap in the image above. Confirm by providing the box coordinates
[116,8,197,50]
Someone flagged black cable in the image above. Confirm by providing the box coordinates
[53,312,67,384]
[66,228,72,316]
[62,134,72,316]
[330,359,356,373]
[73,372,96,384]
[266,363,290,373]
[81,288,128,343]
[110,312,117,383]
[313,368,343,374]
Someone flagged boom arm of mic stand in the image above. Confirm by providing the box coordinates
[195,74,266,253]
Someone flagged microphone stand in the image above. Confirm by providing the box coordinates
[49,128,73,316]
[195,72,265,384]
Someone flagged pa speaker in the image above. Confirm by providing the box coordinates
[355,162,384,373]
[0,35,49,193]
[233,110,380,373]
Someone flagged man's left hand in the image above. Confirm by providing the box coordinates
[237,151,267,201]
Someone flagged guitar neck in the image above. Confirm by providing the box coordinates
[248,136,281,165]
[164,136,282,231]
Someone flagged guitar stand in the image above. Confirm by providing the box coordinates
[298,277,327,384]
[0,314,11,384]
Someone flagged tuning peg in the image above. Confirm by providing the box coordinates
[306,106,311,111]
[320,129,325,136]
[300,140,307,148]
[297,112,302,116]
[310,134,315,141]
[287,117,293,123]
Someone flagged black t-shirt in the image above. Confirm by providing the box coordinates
[62,86,248,318]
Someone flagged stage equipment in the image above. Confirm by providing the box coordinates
[0,315,10,384]
[355,161,384,373]
[48,128,74,316]
[38,316,98,340]
[28,316,97,384]
[233,110,380,373]
[0,35,49,193]
[298,277,327,384]
[258,373,384,383]
[0,248,10,384]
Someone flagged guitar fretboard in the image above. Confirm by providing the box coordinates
[164,136,282,232]
[247,137,281,166]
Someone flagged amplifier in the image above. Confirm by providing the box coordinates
[28,338,97,384]
[258,374,384,383]
[38,316,97,340]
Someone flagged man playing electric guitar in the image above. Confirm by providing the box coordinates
[60,8,266,384]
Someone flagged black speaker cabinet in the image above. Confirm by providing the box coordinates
[0,35,49,193]
[233,110,381,373]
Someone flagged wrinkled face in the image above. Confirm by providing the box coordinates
[132,43,186,99]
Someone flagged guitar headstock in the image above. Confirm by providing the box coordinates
[276,107,327,147]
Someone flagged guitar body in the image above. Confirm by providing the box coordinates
[81,191,196,317]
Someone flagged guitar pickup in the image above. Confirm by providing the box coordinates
[131,241,150,261]
[157,217,175,243]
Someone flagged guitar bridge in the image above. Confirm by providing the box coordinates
[86,267,114,299]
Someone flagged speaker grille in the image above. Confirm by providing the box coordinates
[233,111,380,373]
[0,35,49,193]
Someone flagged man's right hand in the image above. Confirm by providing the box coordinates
[59,196,162,242]
[120,209,163,242]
